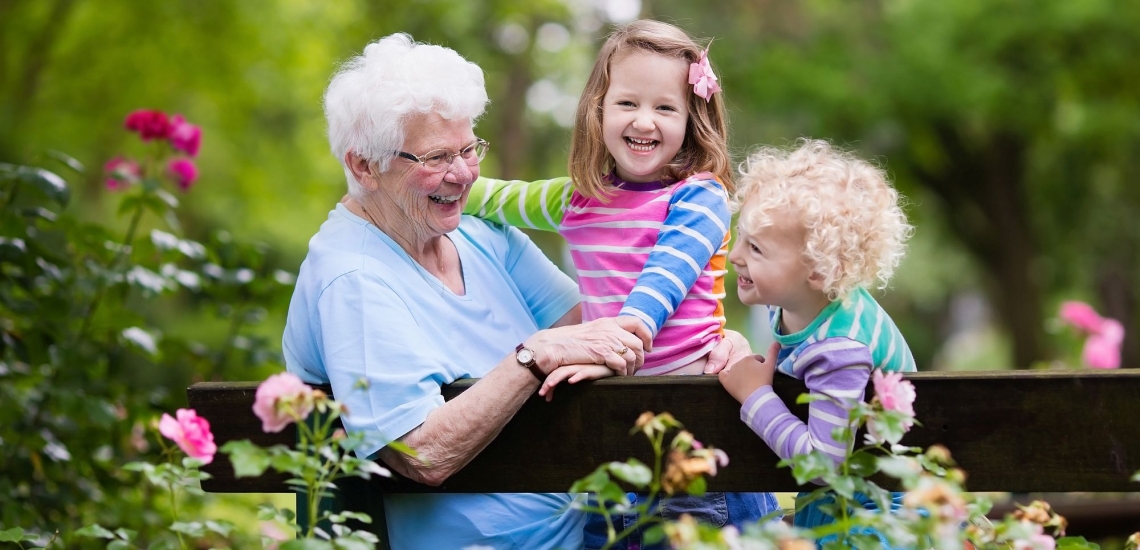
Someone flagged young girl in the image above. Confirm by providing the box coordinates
[464,19,778,550]
[719,139,915,546]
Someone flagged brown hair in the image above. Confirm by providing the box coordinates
[568,19,733,200]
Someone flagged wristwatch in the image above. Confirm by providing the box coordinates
[515,343,544,382]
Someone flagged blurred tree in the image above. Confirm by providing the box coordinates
[648,0,1140,368]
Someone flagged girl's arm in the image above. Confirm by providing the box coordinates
[619,178,730,337]
[736,338,873,465]
[463,176,573,232]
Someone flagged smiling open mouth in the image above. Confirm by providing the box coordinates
[625,137,658,152]
[429,194,461,205]
[738,274,754,285]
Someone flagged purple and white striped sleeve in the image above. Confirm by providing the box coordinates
[739,338,873,464]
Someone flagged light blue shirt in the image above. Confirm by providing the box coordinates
[284,204,584,549]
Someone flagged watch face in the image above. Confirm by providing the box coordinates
[517,348,534,364]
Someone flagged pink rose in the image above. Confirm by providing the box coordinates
[1083,318,1123,369]
[1013,533,1056,550]
[158,408,217,464]
[167,158,198,191]
[168,115,202,157]
[253,372,315,433]
[873,370,916,417]
[1058,301,1105,333]
[103,156,141,191]
[124,109,172,141]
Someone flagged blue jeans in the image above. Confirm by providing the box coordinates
[794,491,904,549]
[583,492,781,550]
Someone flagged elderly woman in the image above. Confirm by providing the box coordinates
[282,34,653,549]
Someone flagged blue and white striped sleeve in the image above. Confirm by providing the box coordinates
[740,338,873,466]
[619,178,730,336]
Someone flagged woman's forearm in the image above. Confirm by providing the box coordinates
[377,354,539,486]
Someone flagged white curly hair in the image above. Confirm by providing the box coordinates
[735,139,913,301]
[323,33,489,199]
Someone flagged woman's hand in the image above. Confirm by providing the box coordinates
[703,329,754,374]
[526,316,651,377]
[718,342,780,404]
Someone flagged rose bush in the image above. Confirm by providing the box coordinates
[0,110,295,545]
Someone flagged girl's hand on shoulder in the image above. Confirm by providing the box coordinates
[538,365,614,402]
[718,342,780,404]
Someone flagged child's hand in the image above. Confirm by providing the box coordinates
[704,329,752,374]
[538,365,614,402]
[718,343,780,404]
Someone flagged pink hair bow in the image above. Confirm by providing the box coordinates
[688,47,721,102]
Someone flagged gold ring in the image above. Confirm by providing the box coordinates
[617,346,629,356]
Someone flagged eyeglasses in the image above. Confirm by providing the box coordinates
[395,139,489,172]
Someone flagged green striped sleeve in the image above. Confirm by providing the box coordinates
[463,176,572,232]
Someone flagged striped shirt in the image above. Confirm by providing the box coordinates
[466,174,731,375]
[740,287,916,465]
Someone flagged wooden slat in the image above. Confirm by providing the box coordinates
[188,370,1140,494]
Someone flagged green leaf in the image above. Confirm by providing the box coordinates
[280,539,333,550]
[205,520,233,536]
[74,524,115,539]
[1132,471,1140,482]
[597,481,627,504]
[796,393,832,405]
[45,150,85,174]
[0,163,70,205]
[845,451,879,477]
[642,525,666,546]
[0,528,24,542]
[113,528,136,541]
[383,439,416,458]
[332,538,374,550]
[606,459,652,488]
[788,451,834,484]
[569,466,612,494]
[828,475,857,499]
[220,439,271,477]
[169,522,205,537]
[685,476,707,496]
[107,540,131,550]
[328,511,371,525]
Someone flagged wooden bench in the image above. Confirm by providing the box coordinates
[188,370,1140,544]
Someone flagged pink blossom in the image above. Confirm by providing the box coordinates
[260,521,290,550]
[158,408,217,464]
[124,109,172,141]
[873,370,916,417]
[167,158,198,190]
[252,372,314,433]
[1013,533,1056,550]
[1058,301,1105,333]
[103,156,141,191]
[1083,319,1123,369]
[168,115,202,157]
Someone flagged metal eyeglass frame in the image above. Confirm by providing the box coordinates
[395,138,489,172]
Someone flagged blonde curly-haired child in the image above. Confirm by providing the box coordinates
[718,138,915,544]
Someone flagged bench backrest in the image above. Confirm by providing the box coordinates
[188,370,1140,494]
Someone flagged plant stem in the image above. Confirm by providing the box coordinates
[76,199,147,341]
[170,479,186,550]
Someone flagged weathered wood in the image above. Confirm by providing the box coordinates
[188,370,1140,495]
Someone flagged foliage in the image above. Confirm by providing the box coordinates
[0,113,294,544]
[222,372,404,549]
[606,381,1102,550]
[569,412,733,550]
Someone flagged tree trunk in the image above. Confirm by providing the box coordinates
[909,126,1045,368]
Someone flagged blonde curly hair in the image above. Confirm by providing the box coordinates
[735,139,913,301]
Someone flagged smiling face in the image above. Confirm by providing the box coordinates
[728,205,821,312]
[601,50,690,183]
[372,111,479,239]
